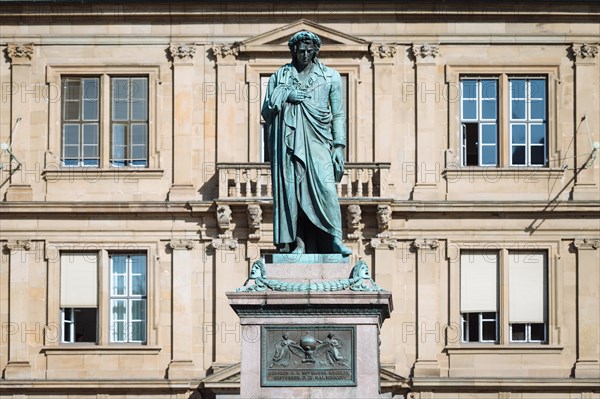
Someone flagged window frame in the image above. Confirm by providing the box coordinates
[46,244,156,347]
[47,65,161,171]
[508,77,548,166]
[108,252,148,344]
[446,65,558,169]
[61,76,101,167]
[448,241,558,348]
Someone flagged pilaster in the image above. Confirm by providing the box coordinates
[168,43,198,200]
[411,44,443,201]
[212,44,244,163]
[371,43,397,164]
[571,43,600,200]
[166,239,198,379]
[2,240,33,379]
[5,44,35,201]
[573,238,600,378]
[411,238,442,377]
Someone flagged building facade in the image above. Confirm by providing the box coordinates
[0,1,599,398]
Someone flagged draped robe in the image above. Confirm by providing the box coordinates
[261,60,346,246]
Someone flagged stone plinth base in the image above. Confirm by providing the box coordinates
[574,360,600,378]
[3,361,32,379]
[5,184,33,201]
[227,259,393,399]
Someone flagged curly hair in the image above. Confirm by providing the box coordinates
[288,31,322,54]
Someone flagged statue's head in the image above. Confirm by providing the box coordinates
[249,259,266,279]
[288,31,321,66]
[351,259,371,279]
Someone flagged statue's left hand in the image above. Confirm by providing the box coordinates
[332,146,345,171]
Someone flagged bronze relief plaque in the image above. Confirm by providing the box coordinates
[261,325,356,387]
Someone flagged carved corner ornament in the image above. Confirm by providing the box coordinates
[571,43,598,62]
[411,238,440,251]
[3,240,32,252]
[369,43,397,60]
[247,204,262,241]
[573,238,600,250]
[211,43,239,62]
[169,43,196,63]
[168,239,196,250]
[346,204,363,240]
[7,43,34,65]
[412,43,440,63]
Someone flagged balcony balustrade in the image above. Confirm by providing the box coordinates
[216,162,391,202]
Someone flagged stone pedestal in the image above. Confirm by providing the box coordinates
[227,256,393,399]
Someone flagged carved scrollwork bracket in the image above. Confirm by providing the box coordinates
[247,204,262,241]
[346,204,363,241]
[217,204,233,239]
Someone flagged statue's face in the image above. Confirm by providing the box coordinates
[249,263,263,278]
[294,41,316,68]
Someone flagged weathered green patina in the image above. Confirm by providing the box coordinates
[236,259,382,292]
[261,31,351,256]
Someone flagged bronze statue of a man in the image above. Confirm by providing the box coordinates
[262,31,351,256]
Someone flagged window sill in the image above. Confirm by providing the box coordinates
[42,168,164,181]
[443,167,566,181]
[41,345,162,355]
[446,344,563,354]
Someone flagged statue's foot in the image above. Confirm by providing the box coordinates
[332,237,352,256]
[291,237,305,254]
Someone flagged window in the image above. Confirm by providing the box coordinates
[109,253,147,343]
[508,252,547,342]
[59,251,148,345]
[460,251,498,342]
[110,77,149,167]
[459,75,547,167]
[60,75,149,168]
[509,78,547,166]
[459,250,548,344]
[60,253,98,343]
[62,78,100,167]
[461,79,498,166]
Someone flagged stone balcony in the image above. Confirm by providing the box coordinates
[216,162,392,204]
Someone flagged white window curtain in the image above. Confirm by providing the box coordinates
[460,252,498,312]
[509,252,547,323]
[60,253,98,307]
